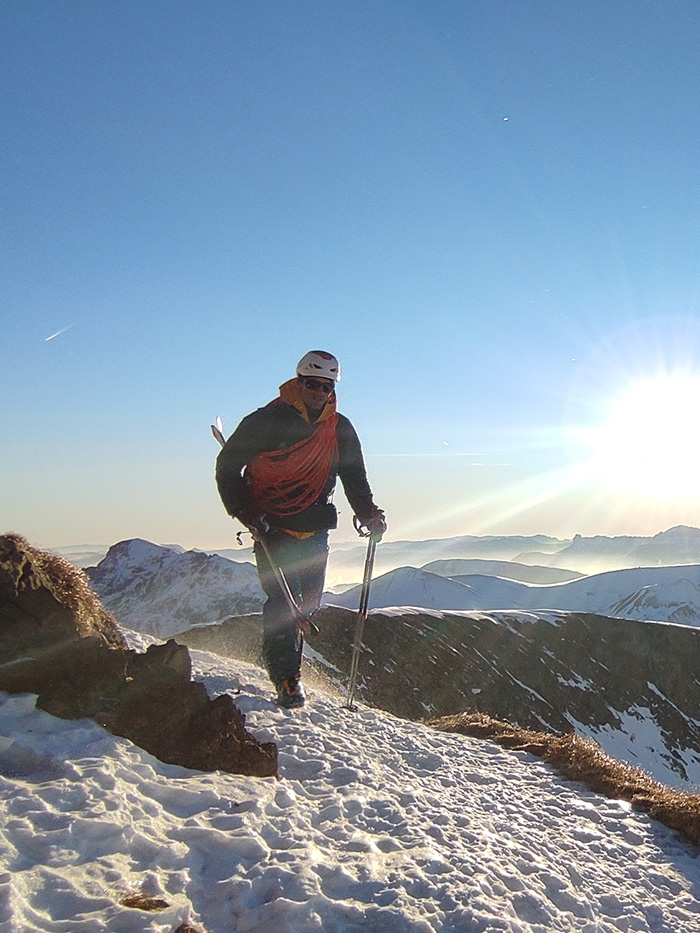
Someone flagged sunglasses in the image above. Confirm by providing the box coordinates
[301,377,335,393]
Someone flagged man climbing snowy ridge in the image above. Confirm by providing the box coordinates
[215,350,385,709]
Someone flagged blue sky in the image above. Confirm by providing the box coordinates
[4,0,700,549]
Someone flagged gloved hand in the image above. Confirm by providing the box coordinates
[354,507,387,541]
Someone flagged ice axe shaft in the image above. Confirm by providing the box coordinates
[254,532,319,636]
[345,532,378,710]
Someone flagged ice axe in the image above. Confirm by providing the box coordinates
[252,530,318,636]
[211,417,318,637]
[344,516,380,711]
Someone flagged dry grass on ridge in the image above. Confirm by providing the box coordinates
[2,533,124,646]
[428,711,700,849]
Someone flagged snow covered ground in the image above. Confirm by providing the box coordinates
[2,634,700,932]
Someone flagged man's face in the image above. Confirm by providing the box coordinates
[297,375,335,410]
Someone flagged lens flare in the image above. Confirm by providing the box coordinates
[590,376,700,497]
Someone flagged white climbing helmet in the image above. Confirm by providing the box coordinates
[296,350,341,382]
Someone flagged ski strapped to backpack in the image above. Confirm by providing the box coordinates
[211,417,226,448]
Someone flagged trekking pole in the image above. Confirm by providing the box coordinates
[344,519,379,710]
[211,417,317,636]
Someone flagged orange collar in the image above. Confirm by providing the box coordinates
[278,378,337,424]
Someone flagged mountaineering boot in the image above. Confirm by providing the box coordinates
[276,674,306,709]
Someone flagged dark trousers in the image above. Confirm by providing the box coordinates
[253,529,329,686]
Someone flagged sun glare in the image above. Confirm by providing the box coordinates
[591,376,700,497]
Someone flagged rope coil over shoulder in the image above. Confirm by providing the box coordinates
[246,411,339,516]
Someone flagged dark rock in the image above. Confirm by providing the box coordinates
[172,613,264,664]
[0,534,277,778]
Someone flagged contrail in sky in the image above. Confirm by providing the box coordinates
[45,324,76,341]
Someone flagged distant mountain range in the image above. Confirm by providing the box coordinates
[420,558,581,584]
[327,562,700,627]
[63,523,700,585]
[220,524,700,583]
[82,528,700,635]
[523,525,700,574]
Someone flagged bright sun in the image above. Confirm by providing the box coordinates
[591,375,700,497]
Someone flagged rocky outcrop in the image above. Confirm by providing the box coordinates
[0,534,277,778]
[0,531,128,656]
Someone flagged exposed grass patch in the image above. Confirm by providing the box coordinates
[2,532,126,648]
[429,711,700,848]
[119,892,170,911]
[118,892,206,930]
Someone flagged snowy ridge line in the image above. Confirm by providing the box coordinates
[327,561,700,627]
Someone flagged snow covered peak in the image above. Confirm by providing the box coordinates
[326,561,700,626]
[106,535,173,561]
[86,539,264,637]
[326,565,479,612]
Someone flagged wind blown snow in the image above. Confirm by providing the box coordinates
[1,633,699,932]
